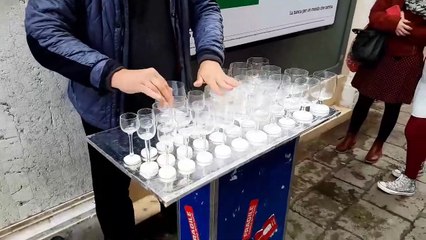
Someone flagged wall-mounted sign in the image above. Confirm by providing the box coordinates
[191,0,339,54]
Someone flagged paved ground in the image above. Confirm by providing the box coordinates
[286,103,426,240]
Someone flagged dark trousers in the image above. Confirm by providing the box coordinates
[82,120,136,240]
[348,94,402,142]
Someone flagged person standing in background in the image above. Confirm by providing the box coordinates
[24,0,237,239]
[337,0,426,164]
[377,65,426,196]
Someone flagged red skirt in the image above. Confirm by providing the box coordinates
[352,52,424,104]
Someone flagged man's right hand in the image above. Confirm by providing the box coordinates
[396,11,412,36]
[111,68,173,106]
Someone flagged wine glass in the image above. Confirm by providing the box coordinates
[261,65,282,76]
[120,113,141,166]
[153,102,175,166]
[247,57,269,70]
[292,77,314,126]
[167,80,186,97]
[137,108,156,162]
[196,102,215,151]
[284,68,309,82]
[306,77,321,102]
[312,70,337,104]
[228,62,249,77]
[311,70,337,117]
[188,90,205,126]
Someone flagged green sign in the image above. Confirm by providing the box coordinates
[217,0,259,9]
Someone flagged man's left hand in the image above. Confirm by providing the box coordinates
[194,60,239,94]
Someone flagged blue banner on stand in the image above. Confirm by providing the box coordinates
[217,139,296,240]
[179,184,211,240]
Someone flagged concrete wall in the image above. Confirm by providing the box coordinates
[0,0,92,229]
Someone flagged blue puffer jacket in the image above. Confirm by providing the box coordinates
[25,0,224,130]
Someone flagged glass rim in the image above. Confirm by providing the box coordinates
[188,89,204,96]
[313,70,337,79]
[284,68,309,75]
[137,108,153,115]
[120,112,137,120]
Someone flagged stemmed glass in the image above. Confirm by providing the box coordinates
[228,62,250,77]
[195,102,215,152]
[188,90,205,127]
[153,103,175,167]
[247,57,269,70]
[292,77,314,125]
[261,65,282,76]
[120,113,141,166]
[284,68,309,82]
[137,108,156,162]
[311,70,337,117]
[312,70,337,104]
[167,80,186,97]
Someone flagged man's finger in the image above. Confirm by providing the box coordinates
[193,78,204,87]
[152,77,173,105]
[225,76,239,87]
[140,84,164,103]
[217,78,234,90]
[204,77,222,95]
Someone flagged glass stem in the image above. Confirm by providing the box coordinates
[185,137,189,158]
[203,134,207,150]
[145,140,151,162]
[165,144,169,165]
[128,133,134,155]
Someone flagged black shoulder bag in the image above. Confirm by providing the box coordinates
[351,28,387,66]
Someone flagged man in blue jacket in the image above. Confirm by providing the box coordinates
[25,0,237,239]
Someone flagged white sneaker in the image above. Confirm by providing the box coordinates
[377,175,416,196]
[392,162,424,178]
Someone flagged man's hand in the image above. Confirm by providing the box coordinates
[396,11,412,36]
[194,60,239,94]
[111,68,173,106]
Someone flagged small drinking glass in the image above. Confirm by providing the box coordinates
[137,108,156,162]
[120,113,141,165]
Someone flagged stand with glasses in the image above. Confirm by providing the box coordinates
[87,60,340,240]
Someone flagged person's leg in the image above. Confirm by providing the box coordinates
[365,102,402,163]
[404,116,426,179]
[82,121,135,240]
[377,116,426,196]
[336,94,374,152]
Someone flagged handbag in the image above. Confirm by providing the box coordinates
[346,52,360,72]
[351,28,387,66]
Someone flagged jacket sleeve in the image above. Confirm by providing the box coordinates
[406,25,426,46]
[25,0,122,90]
[189,0,225,66]
[368,0,400,33]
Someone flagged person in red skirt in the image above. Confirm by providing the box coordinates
[337,0,426,164]
[377,66,426,196]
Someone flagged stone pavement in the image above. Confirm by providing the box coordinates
[285,103,426,240]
